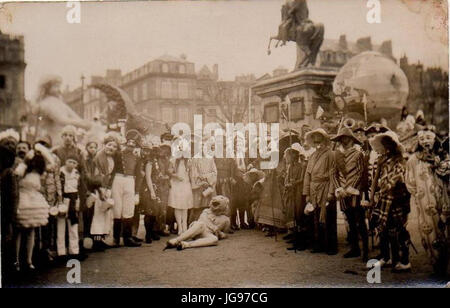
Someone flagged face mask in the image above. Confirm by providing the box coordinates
[17,151,27,159]
[418,131,436,151]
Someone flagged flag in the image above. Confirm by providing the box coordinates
[280,95,291,121]
[362,93,368,123]
[315,105,324,119]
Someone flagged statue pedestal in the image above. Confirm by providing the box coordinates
[253,67,337,132]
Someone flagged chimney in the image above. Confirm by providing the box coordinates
[339,35,347,50]
[379,40,393,58]
[399,55,408,70]
[356,37,372,52]
[180,54,187,60]
[213,64,219,80]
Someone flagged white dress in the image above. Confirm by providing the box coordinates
[16,172,50,228]
[168,159,193,210]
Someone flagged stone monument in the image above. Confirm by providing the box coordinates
[255,0,335,132]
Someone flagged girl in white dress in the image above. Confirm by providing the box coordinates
[14,143,53,271]
[168,157,193,235]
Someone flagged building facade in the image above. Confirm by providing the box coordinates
[64,54,261,131]
[0,31,26,130]
[400,55,449,133]
[318,35,395,68]
[119,54,197,126]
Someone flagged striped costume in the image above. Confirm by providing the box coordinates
[331,147,364,211]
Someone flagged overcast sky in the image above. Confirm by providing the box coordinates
[1,0,448,100]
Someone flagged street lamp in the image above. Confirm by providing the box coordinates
[81,74,85,119]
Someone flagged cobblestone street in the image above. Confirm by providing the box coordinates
[4,216,448,288]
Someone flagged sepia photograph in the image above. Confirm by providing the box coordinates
[0,0,449,290]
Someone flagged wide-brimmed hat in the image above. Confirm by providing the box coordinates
[331,127,362,145]
[369,131,404,154]
[305,128,329,145]
[365,123,389,136]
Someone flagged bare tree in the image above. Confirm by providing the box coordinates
[202,82,252,125]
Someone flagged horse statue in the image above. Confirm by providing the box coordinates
[268,0,324,70]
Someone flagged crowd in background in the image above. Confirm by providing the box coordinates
[1,108,449,280]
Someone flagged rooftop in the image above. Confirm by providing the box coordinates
[154,54,191,64]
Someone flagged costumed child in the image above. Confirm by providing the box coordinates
[369,131,412,273]
[165,195,231,250]
[36,135,63,263]
[406,126,449,276]
[111,129,143,247]
[138,139,163,243]
[167,138,193,235]
[157,141,172,236]
[13,143,53,271]
[57,155,82,258]
[0,129,21,271]
[83,140,99,248]
[86,179,114,251]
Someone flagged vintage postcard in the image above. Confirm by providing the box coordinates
[0,0,449,291]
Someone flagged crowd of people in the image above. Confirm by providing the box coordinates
[1,106,449,281]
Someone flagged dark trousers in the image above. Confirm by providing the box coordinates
[344,205,368,254]
[166,206,176,231]
[82,206,94,238]
[143,215,157,240]
[41,216,56,251]
[132,207,140,237]
[231,202,254,228]
[312,201,337,253]
[379,226,410,265]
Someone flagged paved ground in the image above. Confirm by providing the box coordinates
[3,220,449,288]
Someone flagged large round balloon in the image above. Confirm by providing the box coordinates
[333,51,409,124]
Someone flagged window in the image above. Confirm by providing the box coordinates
[161,81,172,98]
[251,108,256,122]
[0,75,5,89]
[142,82,148,100]
[179,64,186,74]
[161,106,174,123]
[178,107,190,123]
[148,81,154,98]
[196,88,203,99]
[133,86,138,102]
[206,108,217,123]
[178,82,189,99]
[162,63,169,73]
